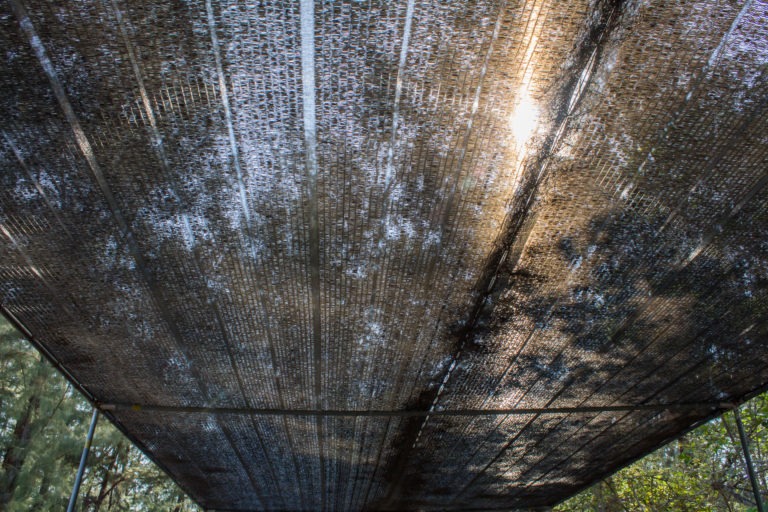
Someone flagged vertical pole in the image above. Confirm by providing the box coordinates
[67,408,99,512]
[734,407,765,512]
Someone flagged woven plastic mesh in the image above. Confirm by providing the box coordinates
[2,0,768,510]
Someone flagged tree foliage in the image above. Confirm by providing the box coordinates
[556,396,768,512]
[0,317,199,511]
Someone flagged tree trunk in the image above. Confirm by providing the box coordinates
[92,441,126,512]
[0,381,41,506]
[172,492,184,512]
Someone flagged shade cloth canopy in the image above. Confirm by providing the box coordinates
[2,0,768,509]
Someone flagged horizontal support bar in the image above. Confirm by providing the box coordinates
[100,401,729,418]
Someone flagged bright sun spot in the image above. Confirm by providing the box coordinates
[510,93,539,147]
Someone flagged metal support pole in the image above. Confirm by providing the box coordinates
[734,407,765,512]
[67,408,99,512]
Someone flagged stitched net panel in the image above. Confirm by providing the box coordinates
[1,0,767,510]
